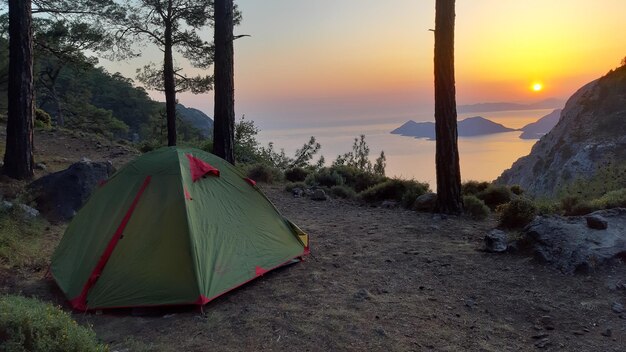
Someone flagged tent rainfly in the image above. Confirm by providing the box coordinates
[51,147,309,311]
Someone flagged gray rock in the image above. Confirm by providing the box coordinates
[381,200,398,208]
[519,208,626,274]
[28,160,115,222]
[495,74,626,197]
[310,189,327,201]
[35,162,47,171]
[612,302,624,314]
[1,200,14,212]
[292,188,304,198]
[18,204,39,219]
[585,214,608,230]
[413,192,437,212]
[485,229,508,253]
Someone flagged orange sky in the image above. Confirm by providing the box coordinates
[104,0,626,128]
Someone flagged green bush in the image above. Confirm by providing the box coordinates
[477,185,513,210]
[330,185,357,199]
[534,199,560,215]
[590,188,626,209]
[245,163,283,184]
[284,182,307,192]
[305,168,343,188]
[359,179,429,207]
[461,180,491,196]
[284,167,310,182]
[0,295,107,352]
[463,195,490,220]
[34,108,52,128]
[509,184,524,196]
[400,187,426,209]
[330,165,386,192]
[498,198,537,228]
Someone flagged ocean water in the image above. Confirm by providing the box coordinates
[257,109,553,187]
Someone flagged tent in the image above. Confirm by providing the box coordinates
[50,147,309,311]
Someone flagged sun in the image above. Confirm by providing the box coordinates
[531,83,543,92]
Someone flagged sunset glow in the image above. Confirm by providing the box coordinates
[105,0,626,128]
[532,83,543,92]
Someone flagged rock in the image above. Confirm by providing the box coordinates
[519,208,626,274]
[585,214,608,230]
[611,302,624,314]
[35,162,47,171]
[0,200,13,212]
[534,338,551,349]
[310,189,328,201]
[495,71,626,198]
[601,328,612,337]
[292,188,304,198]
[381,200,398,209]
[484,229,508,253]
[352,288,373,302]
[18,204,39,219]
[28,160,115,222]
[413,192,437,212]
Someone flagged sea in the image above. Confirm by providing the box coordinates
[257,109,554,188]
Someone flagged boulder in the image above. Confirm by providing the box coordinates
[18,204,39,219]
[310,189,328,201]
[484,229,508,253]
[585,214,608,230]
[413,192,437,212]
[519,208,626,274]
[28,160,115,222]
[292,187,304,198]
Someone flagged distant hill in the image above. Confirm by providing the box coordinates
[496,65,626,196]
[458,98,564,113]
[391,116,516,140]
[519,109,561,139]
[176,104,213,138]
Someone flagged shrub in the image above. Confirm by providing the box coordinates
[590,188,626,209]
[284,167,310,182]
[401,187,426,209]
[284,182,307,192]
[0,295,107,352]
[330,185,357,199]
[330,165,386,192]
[305,168,343,188]
[477,185,513,210]
[463,195,490,220]
[245,163,283,184]
[359,179,429,206]
[498,198,537,228]
[509,184,524,196]
[461,180,491,196]
[534,199,560,215]
[34,108,52,128]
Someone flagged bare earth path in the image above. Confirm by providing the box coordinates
[74,186,625,351]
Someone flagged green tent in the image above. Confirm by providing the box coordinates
[51,147,309,311]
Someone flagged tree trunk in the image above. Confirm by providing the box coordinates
[434,0,462,214]
[4,0,34,180]
[213,0,235,164]
[163,23,177,147]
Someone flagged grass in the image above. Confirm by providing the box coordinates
[0,207,48,269]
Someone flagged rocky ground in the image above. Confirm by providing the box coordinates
[1,128,625,351]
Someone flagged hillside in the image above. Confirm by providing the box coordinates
[176,104,214,138]
[457,98,564,113]
[497,65,626,196]
[519,109,562,139]
[391,116,516,139]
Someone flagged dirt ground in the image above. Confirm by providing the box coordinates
[1,128,626,351]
